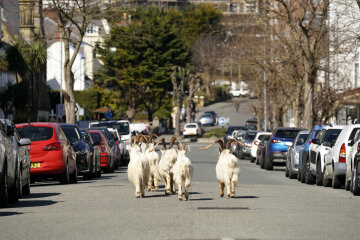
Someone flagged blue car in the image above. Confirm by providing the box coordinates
[298,124,325,183]
[264,127,306,170]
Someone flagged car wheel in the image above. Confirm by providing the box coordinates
[69,168,78,184]
[305,160,314,184]
[285,159,289,177]
[315,160,323,186]
[8,166,19,203]
[59,163,70,185]
[256,156,259,165]
[250,157,255,163]
[352,161,360,195]
[323,166,331,187]
[289,162,296,179]
[22,170,31,196]
[265,155,273,171]
[301,156,307,183]
[260,155,265,169]
[297,169,301,181]
[345,175,351,191]
[331,167,341,189]
[17,166,23,199]
[0,164,9,208]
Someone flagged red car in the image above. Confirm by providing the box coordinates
[16,122,77,184]
[88,130,114,173]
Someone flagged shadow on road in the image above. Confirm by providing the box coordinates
[233,195,259,199]
[189,198,214,201]
[25,192,61,199]
[0,211,24,217]
[8,199,60,208]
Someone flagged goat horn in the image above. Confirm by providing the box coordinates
[225,139,236,150]
[200,139,224,151]
[169,136,178,149]
[151,137,167,151]
[130,136,138,146]
[139,135,147,144]
[182,143,189,151]
[149,133,159,142]
[234,139,252,148]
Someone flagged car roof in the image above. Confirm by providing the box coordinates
[16,122,59,128]
[298,130,310,134]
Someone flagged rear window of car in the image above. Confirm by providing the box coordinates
[17,126,54,142]
[321,129,342,146]
[185,124,197,128]
[201,114,211,118]
[89,132,102,143]
[61,126,82,143]
[245,132,257,141]
[274,130,301,139]
[227,126,246,134]
[296,134,309,145]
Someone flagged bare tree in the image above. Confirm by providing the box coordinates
[51,0,100,123]
[186,72,202,123]
[171,67,186,136]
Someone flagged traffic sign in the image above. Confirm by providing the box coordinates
[105,111,113,120]
[219,117,227,126]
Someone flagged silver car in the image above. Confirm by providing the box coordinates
[285,130,310,179]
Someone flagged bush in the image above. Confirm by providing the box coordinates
[203,127,226,138]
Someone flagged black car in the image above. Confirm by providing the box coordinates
[80,129,102,178]
[0,119,31,208]
[224,125,247,143]
[60,124,94,180]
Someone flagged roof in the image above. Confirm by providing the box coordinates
[93,106,111,113]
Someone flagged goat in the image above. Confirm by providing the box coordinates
[200,139,242,198]
[173,143,193,201]
[152,137,180,195]
[127,135,150,198]
[143,134,161,191]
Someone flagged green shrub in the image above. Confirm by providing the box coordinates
[203,127,226,138]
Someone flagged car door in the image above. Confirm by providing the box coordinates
[309,129,325,171]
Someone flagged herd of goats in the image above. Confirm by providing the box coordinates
[127,134,248,200]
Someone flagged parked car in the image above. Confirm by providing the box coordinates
[251,132,272,161]
[80,129,102,178]
[305,125,344,185]
[264,127,306,170]
[257,135,271,168]
[231,131,246,154]
[204,111,218,125]
[1,119,31,207]
[229,88,242,97]
[16,122,77,184]
[235,130,259,159]
[350,145,360,195]
[199,113,216,126]
[225,125,247,143]
[88,130,114,173]
[323,124,360,189]
[89,127,117,170]
[183,123,203,138]
[285,130,310,179]
[107,128,125,166]
[298,124,325,182]
[89,120,130,164]
[60,124,95,180]
[246,118,258,130]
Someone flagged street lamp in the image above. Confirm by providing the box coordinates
[256,34,267,131]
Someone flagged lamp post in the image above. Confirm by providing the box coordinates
[256,34,267,131]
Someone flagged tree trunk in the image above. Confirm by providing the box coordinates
[293,83,302,127]
[126,105,136,122]
[64,65,75,123]
[174,100,182,136]
[203,70,213,100]
[186,98,192,123]
[303,78,315,129]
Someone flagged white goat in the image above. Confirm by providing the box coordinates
[143,134,161,191]
[127,136,150,198]
[152,137,179,195]
[173,143,193,201]
[201,139,242,198]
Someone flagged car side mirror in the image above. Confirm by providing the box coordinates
[84,135,90,143]
[19,138,31,146]
[348,139,354,146]
[312,139,319,145]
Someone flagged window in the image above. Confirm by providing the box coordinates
[246,0,257,13]
[18,126,54,142]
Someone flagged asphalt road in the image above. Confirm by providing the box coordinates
[1,98,360,240]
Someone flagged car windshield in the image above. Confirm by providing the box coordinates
[227,126,246,134]
[275,129,301,139]
[185,124,197,128]
[296,134,309,145]
[91,122,130,135]
[201,114,211,118]
[245,132,257,141]
[322,129,342,146]
[17,126,53,142]
[62,126,82,144]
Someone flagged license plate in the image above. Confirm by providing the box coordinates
[31,162,40,168]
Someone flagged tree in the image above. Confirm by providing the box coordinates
[171,67,186,136]
[186,72,202,123]
[96,7,190,122]
[51,0,100,123]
